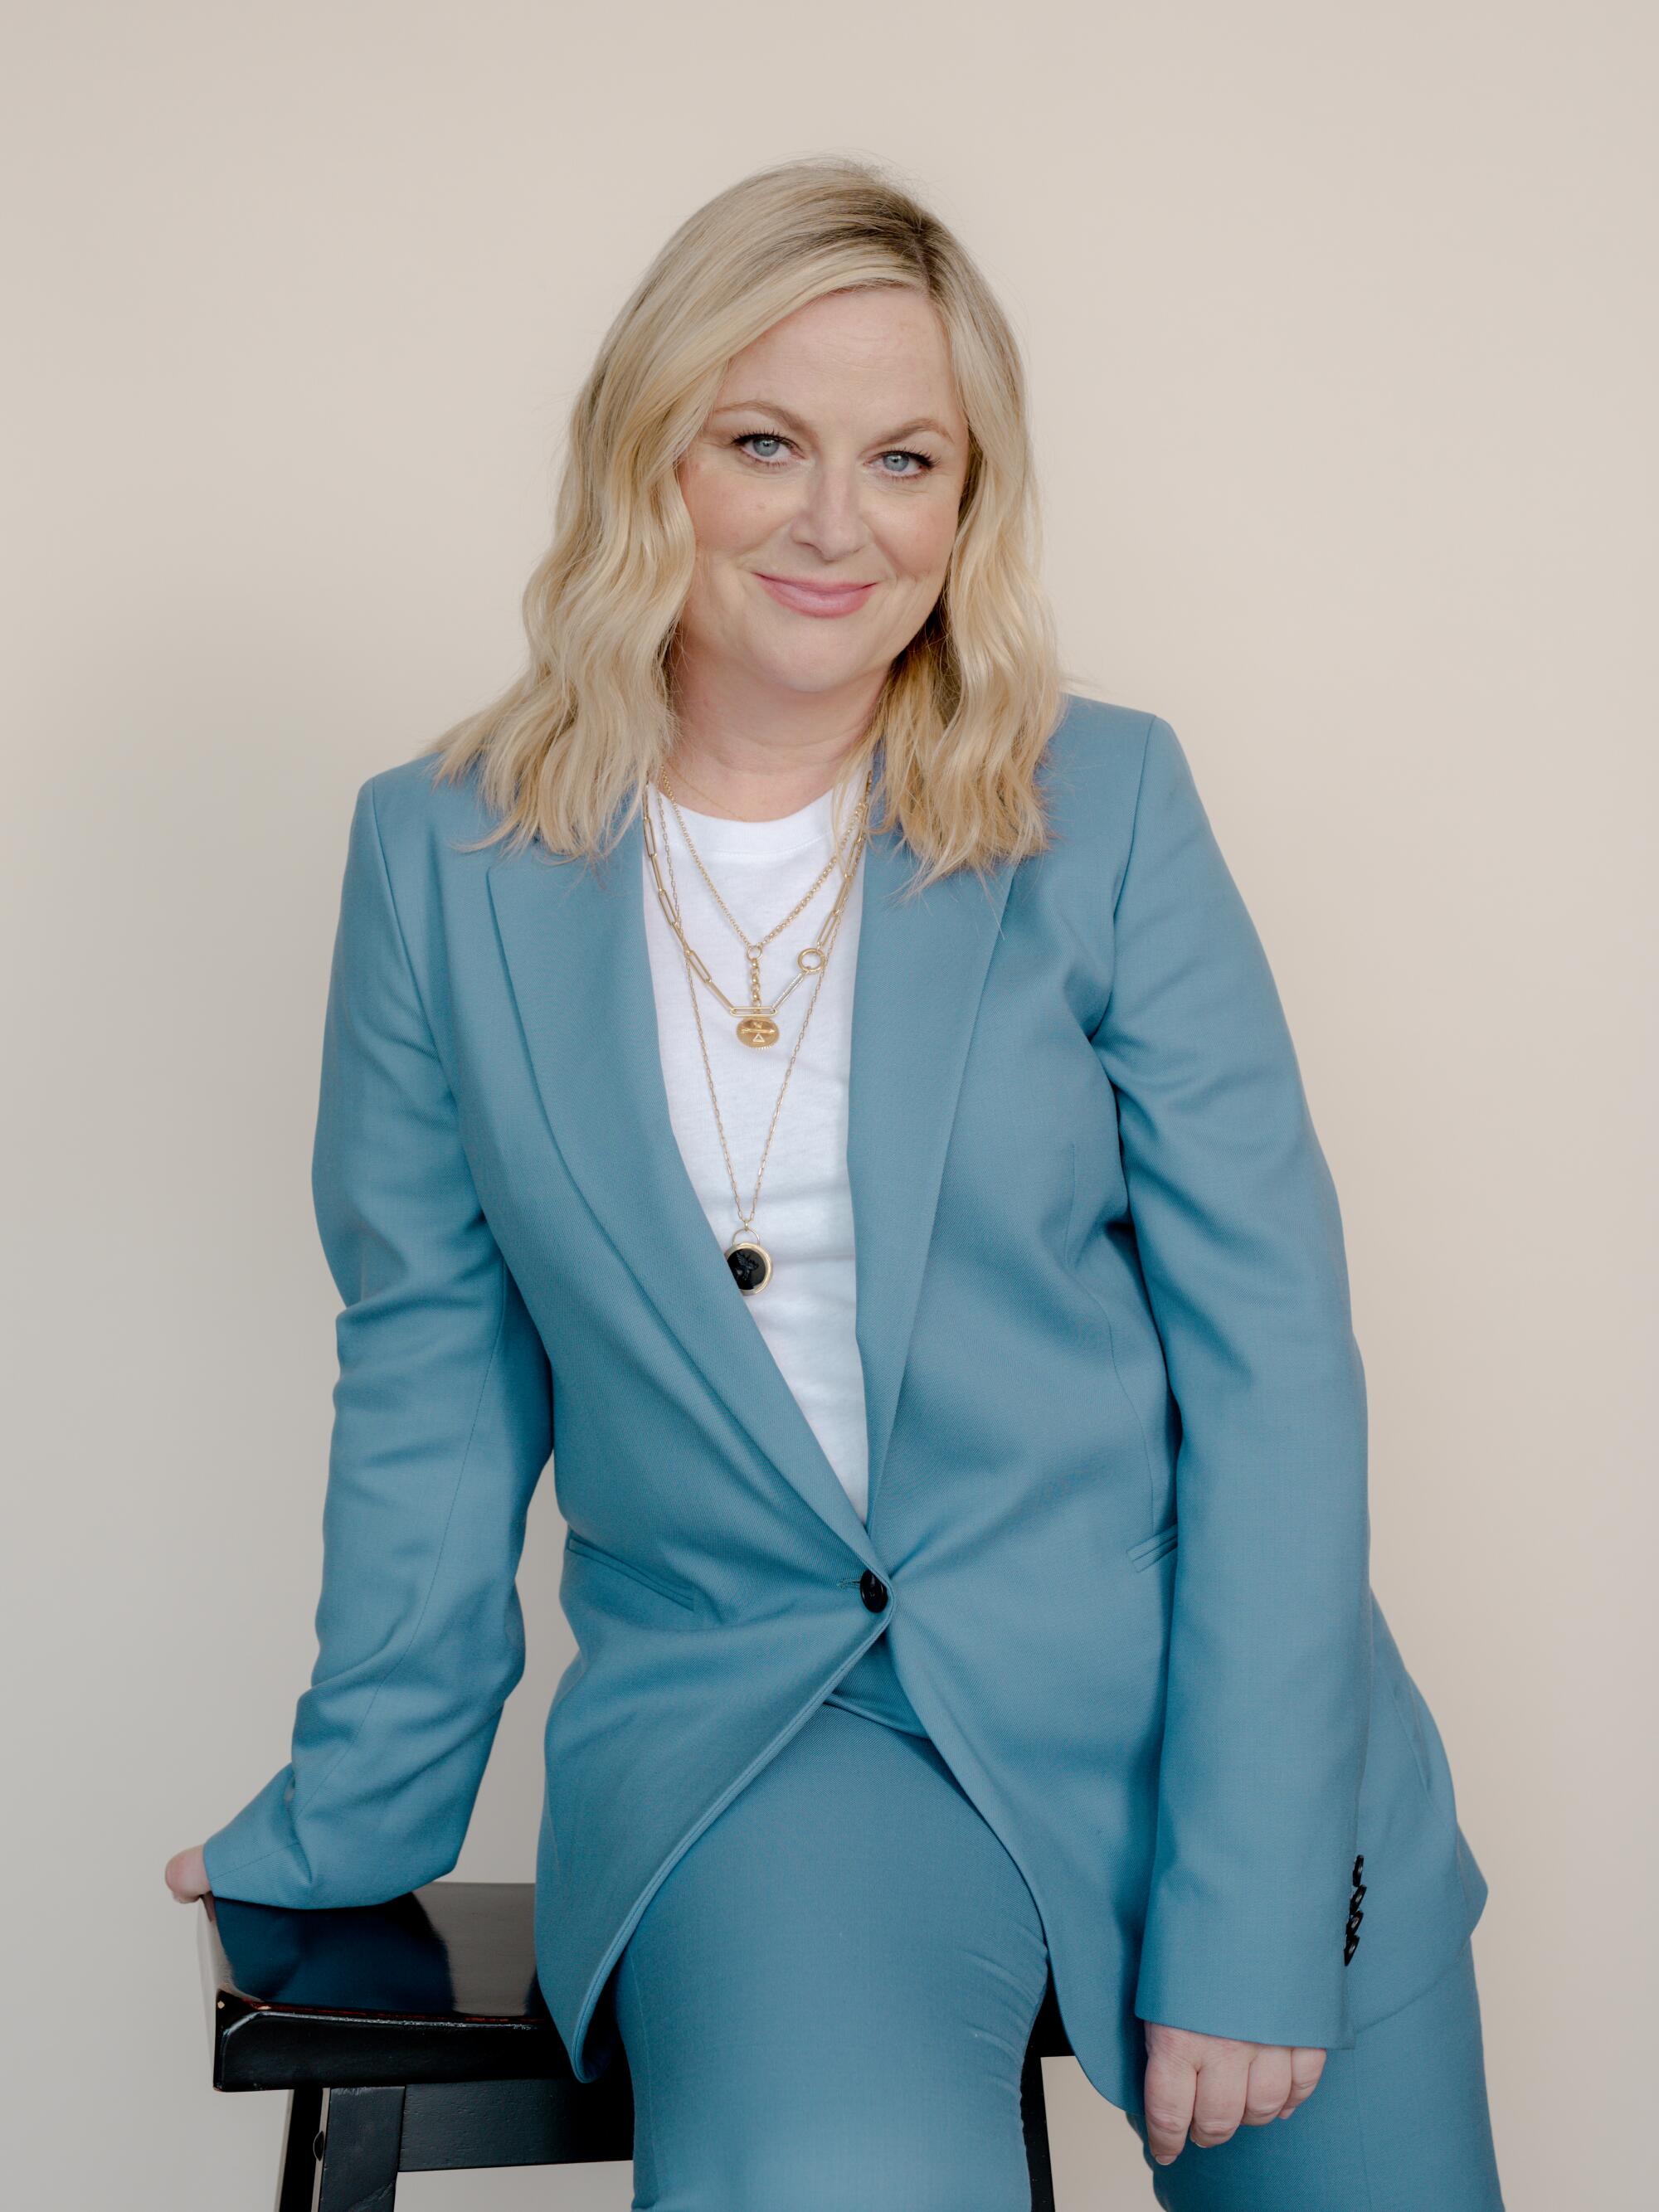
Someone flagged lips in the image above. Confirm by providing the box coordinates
[754,572,881,619]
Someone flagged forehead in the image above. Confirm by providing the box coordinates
[713,288,965,430]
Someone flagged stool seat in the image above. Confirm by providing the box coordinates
[200,1878,1072,2207]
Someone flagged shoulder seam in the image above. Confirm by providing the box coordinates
[1112,712,1165,922]
[363,778,457,1098]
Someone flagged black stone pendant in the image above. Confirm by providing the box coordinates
[725,1237,773,1295]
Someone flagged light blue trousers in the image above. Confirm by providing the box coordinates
[606,1632,1505,2210]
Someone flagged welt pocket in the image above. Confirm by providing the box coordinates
[562,1530,699,1612]
[1126,1524,1180,1573]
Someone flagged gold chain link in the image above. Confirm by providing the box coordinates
[643,765,872,1023]
[646,772,872,1242]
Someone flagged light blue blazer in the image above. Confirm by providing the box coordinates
[202,693,1487,2117]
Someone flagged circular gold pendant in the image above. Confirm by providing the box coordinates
[735,1013,780,1048]
[725,1236,773,1295]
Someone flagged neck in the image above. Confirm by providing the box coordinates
[664,657,883,822]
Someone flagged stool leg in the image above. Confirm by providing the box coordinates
[315,2084,405,2212]
[1020,2042,1056,2212]
[275,2083,323,2212]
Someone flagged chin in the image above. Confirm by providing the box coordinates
[745,644,874,695]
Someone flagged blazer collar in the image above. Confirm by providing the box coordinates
[486,751,1014,1552]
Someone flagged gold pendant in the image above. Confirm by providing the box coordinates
[735,1013,781,1048]
[726,1235,773,1295]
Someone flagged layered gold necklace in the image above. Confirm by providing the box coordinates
[643,764,873,1293]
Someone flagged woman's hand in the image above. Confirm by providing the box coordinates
[164,1845,212,1903]
[1142,2023,1326,2165]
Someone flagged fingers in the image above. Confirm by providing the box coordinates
[1282,2044,1326,2117]
[1242,2047,1293,2126]
[163,1845,212,1903]
[1142,2032,1329,2163]
[1190,2044,1253,2147]
[1142,2046,1199,2166]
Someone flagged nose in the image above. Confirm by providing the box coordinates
[786,460,871,565]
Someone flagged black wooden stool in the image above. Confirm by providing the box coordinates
[202,1879,1073,2207]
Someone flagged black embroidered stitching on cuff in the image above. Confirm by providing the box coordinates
[1344,1853,1366,1965]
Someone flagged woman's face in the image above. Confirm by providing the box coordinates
[673,285,971,709]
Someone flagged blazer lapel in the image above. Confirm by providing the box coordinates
[486,756,1014,1549]
[849,809,1014,1523]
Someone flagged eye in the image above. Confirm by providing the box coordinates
[732,431,795,468]
[730,431,937,479]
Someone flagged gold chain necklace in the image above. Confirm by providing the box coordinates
[644,765,873,1048]
[647,775,871,1294]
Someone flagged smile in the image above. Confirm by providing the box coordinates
[753,572,881,618]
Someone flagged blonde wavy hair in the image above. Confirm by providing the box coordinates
[423,153,1069,889]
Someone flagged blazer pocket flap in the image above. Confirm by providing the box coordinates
[1126,1523,1180,1572]
[562,1530,700,1611]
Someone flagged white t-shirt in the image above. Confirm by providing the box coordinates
[641,779,872,1522]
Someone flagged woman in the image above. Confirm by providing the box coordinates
[169,157,1503,2207]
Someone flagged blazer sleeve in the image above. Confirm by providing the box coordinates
[201,774,553,1910]
[1092,716,1371,2051]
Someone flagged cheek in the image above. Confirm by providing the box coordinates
[680,459,779,557]
[885,498,959,582]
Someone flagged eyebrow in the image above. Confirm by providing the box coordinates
[710,398,957,445]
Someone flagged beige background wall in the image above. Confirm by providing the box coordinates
[5,3,1652,2205]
